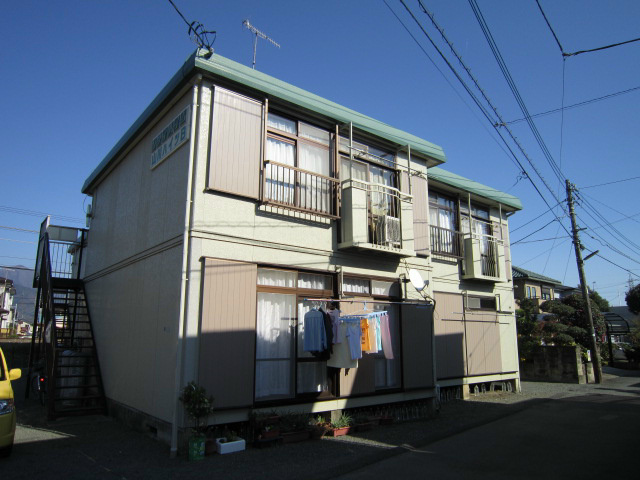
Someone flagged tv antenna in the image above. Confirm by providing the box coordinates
[242,19,280,69]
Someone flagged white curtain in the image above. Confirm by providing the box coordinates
[343,277,370,294]
[255,292,294,400]
[266,137,295,204]
[299,142,330,212]
[257,268,296,287]
[370,166,394,217]
[298,273,331,290]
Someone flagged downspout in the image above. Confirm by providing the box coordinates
[170,74,202,457]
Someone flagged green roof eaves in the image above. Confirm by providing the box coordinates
[83,50,446,193]
[512,266,561,285]
[428,166,522,211]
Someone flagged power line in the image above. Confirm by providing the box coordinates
[535,0,640,58]
[166,0,216,55]
[511,235,566,245]
[511,218,558,245]
[510,200,563,233]
[581,175,640,189]
[0,225,38,234]
[595,253,640,280]
[0,237,37,245]
[0,205,84,224]
[502,85,640,125]
[566,36,640,58]
[535,0,565,55]
[404,1,571,239]
[468,0,567,190]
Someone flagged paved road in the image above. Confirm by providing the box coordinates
[3,367,639,479]
[336,391,640,479]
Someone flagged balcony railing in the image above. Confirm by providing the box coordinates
[262,160,339,218]
[479,235,499,277]
[430,225,463,258]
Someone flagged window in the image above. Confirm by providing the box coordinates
[466,295,497,310]
[341,155,400,246]
[541,287,551,300]
[429,191,460,256]
[254,268,334,401]
[526,286,531,298]
[531,287,537,299]
[264,113,337,216]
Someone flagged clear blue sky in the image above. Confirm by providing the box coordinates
[1,0,639,306]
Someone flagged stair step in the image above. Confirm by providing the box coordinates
[53,394,105,402]
[54,384,101,390]
[56,374,101,379]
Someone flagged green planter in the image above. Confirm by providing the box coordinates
[188,435,206,461]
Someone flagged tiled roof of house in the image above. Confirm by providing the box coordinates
[512,266,561,285]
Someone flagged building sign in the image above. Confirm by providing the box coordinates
[150,106,191,169]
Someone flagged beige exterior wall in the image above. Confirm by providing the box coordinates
[83,90,193,423]
[85,244,183,422]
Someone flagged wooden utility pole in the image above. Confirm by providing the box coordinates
[566,179,602,384]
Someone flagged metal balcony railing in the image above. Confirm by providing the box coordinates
[262,160,340,218]
[430,225,463,258]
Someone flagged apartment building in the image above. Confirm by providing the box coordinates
[57,49,521,449]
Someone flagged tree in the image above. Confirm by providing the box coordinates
[625,284,640,314]
[589,290,610,313]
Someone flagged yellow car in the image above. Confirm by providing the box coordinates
[0,347,21,457]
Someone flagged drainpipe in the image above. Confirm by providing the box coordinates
[170,74,202,457]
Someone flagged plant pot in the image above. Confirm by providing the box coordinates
[281,430,310,444]
[216,437,246,455]
[188,434,206,461]
[331,426,352,437]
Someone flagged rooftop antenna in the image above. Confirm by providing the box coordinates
[242,19,280,69]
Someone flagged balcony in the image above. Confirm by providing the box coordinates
[461,233,506,282]
[262,160,339,218]
[338,178,415,256]
[430,225,463,258]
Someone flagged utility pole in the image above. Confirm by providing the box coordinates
[566,179,602,383]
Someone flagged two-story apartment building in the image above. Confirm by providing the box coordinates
[64,49,521,452]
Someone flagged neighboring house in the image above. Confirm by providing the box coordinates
[555,284,581,299]
[512,266,560,312]
[0,278,16,332]
[610,306,640,328]
[35,50,522,451]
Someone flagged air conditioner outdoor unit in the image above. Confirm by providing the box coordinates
[376,215,401,247]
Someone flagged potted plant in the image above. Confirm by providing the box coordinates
[179,381,214,461]
[330,412,353,437]
[309,414,332,439]
[216,430,246,454]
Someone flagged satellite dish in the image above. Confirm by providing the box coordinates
[409,269,428,292]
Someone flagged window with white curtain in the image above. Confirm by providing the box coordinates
[255,267,334,401]
[429,191,457,254]
[264,112,334,214]
[255,292,295,400]
[343,276,370,294]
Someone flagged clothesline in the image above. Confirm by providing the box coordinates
[302,297,432,307]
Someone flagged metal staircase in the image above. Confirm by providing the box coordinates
[26,218,106,419]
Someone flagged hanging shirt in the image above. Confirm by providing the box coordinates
[367,314,379,354]
[345,319,363,360]
[327,322,358,369]
[360,318,372,351]
[303,309,327,352]
[327,308,341,343]
[380,312,394,359]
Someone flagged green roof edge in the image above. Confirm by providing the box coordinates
[83,49,447,194]
[428,166,522,211]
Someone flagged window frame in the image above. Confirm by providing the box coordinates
[254,267,337,404]
[263,111,339,217]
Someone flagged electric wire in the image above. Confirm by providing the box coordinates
[511,218,558,245]
[510,200,563,233]
[0,225,38,234]
[595,253,640,280]
[503,85,640,125]
[167,0,216,53]
[565,36,640,58]
[0,205,84,224]
[535,0,565,55]
[404,0,572,239]
[468,0,567,191]
[581,175,640,189]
